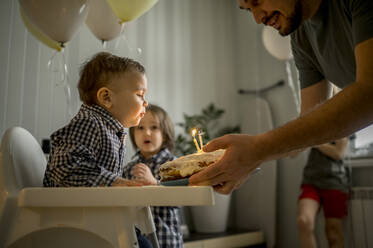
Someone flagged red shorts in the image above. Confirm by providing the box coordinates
[299,184,349,218]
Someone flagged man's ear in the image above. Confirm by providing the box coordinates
[97,87,112,109]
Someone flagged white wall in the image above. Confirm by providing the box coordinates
[0,0,305,247]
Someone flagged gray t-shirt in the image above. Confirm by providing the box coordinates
[291,0,373,89]
[302,147,349,192]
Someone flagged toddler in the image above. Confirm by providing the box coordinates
[297,138,349,248]
[123,104,183,247]
[43,52,151,247]
[43,52,148,187]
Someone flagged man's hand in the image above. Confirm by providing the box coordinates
[132,163,158,185]
[189,134,262,194]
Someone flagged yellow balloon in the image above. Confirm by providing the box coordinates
[20,7,62,52]
[106,0,158,23]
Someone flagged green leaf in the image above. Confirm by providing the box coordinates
[174,103,241,156]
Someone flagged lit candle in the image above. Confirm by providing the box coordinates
[191,128,201,152]
[198,130,204,150]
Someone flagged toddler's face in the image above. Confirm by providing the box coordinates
[108,71,148,127]
[134,112,164,158]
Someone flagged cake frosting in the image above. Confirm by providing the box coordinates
[159,149,225,181]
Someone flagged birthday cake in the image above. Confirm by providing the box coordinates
[159,149,225,182]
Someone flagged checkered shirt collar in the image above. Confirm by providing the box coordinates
[133,147,172,164]
[82,104,126,139]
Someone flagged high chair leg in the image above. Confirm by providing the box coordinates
[135,206,159,248]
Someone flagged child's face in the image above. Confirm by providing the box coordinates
[105,71,148,127]
[134,112,164,158]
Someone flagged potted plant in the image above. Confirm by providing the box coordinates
[174,103,240,156]
[175,103,240,233]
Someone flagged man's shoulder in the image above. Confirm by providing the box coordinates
[290,26,305,43]
[291,0,350,42]
[290,25,311,55]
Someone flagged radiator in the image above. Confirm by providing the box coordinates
[315,187,373,248]
[350,187,373,248]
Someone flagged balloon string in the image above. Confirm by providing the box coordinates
[114,23,142,57]
[64,83,73,118]
[60,49,73,117]
[114,24,125,51]
[102,40,107,50]
[48,48,65,83]
[47,47,73,118]
[62,50,68,83]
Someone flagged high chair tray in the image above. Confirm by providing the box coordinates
[18,186,214,207]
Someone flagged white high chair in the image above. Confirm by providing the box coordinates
[0,127,214,248]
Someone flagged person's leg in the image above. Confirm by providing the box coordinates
[325,218,344,248]
[322,189,349,248]
[135,227,153,248]
[298,198,320,248]
[298,185,321,248]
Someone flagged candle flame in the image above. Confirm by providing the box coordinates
[191,128,197,137]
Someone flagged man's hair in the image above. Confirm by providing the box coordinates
[78,52,145,105]
[130,104,175,152]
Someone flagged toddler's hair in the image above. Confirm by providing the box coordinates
[78,52,145,105]
[130,104,175,152]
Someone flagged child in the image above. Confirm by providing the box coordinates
[43,52,152,247]
[297,86,350,248]
[123,104,183,247]
[297,138,349,248]
[43,51,147,187]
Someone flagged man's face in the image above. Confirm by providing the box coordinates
[238,0,303,36]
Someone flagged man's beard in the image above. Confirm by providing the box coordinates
[279,0,303,36]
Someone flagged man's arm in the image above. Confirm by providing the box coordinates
[300,79,332,115]
[258,37,373,161]
[285,79,331,157]
[300,83,348,161]
[190,37,373,194]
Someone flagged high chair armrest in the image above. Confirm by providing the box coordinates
[18,186,215,207]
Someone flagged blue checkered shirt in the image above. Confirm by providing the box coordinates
[43,104,127,187]
[123,148,183,247]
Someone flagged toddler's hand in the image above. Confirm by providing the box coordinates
[112,177,150,187]
[132,163,158,185]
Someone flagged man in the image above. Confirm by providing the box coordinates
[189,0,373,196]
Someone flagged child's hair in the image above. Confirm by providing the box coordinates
[129,104,175,152]
[78,52,145,105]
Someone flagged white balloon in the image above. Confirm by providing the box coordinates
[262,26,292,61]
[19,0,88,45]
[86,0,122,42]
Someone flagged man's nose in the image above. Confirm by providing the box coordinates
[143,100,148,107]
[252,9,267,24]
